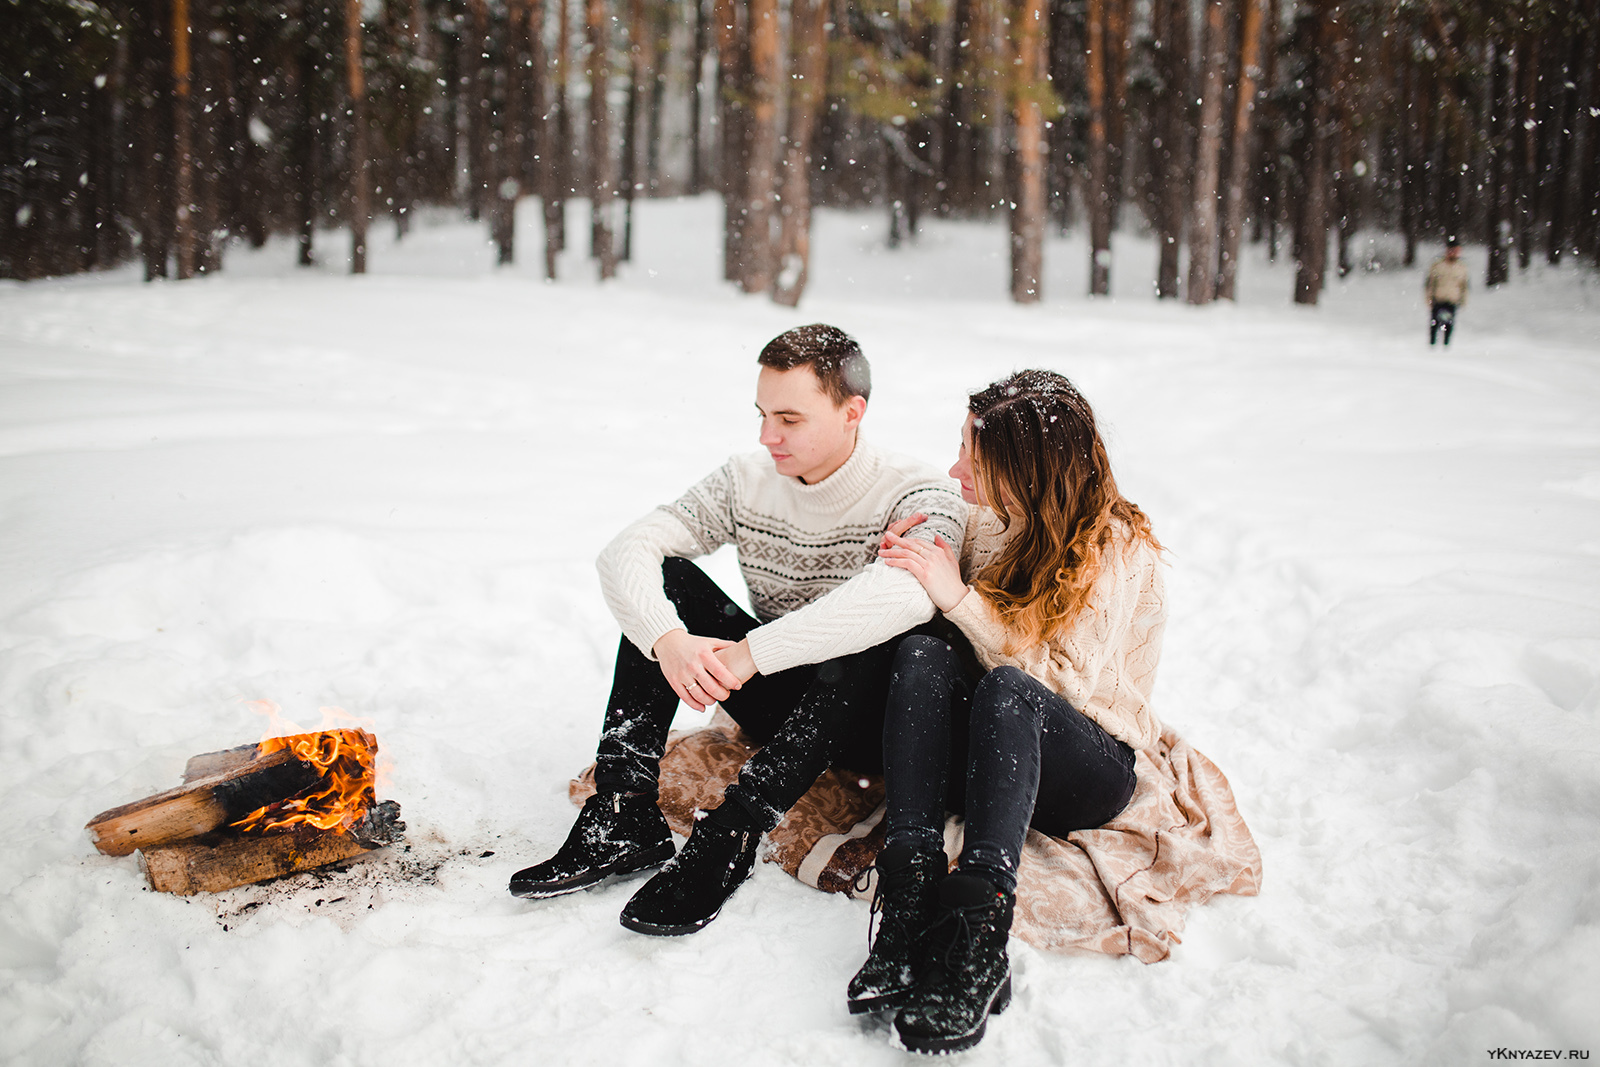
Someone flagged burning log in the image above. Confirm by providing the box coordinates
[141,800,405,896]
[85,746,328,857]
[85,727,404,895]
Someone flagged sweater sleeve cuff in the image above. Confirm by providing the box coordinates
[744,625,792,677]
[629,605,688,662]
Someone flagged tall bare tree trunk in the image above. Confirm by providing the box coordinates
[1103,0,1129,226]
[1486,40,1511,286]
[544,0,570,277]
[622,0,644,261]
[1293,0,1333,304]
[1184,0,1225,305]
[347,0,369,273]
[689,0,708,194]
[1216,0,1263,300]
[771,0,828,307]
[295,1,317,267]
[1010,0,1048,302]
[1399,47,1418,267]
[586,0,617,277]
[1515,32,1537,271]
[1084,0,1110,294]
[465,0,488,220]
[1152,0,1189,297]
[172,0,197,279]
[739,0,779,292]
[713,0,747,281]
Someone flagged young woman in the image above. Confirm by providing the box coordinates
[848,369,1167,1054]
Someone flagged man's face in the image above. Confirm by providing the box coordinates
[1446,246,1461,261]
[755,365,865,484]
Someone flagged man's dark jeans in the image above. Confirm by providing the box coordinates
[595,557,919,830]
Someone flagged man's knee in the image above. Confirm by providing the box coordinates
[893,633,956,673]
[973,666,1044,723]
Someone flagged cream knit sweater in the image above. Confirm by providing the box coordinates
[944,507,1167,752]
[597,437,968,676]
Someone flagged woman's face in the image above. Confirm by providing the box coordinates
[950,415,981,506]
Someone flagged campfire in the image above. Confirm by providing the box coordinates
[85,704,405,895]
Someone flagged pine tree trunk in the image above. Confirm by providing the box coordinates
[545,0,570,276]
[136,0,173,280]
[1400,50,1418,268]
[1102,0,1129,227]
[1252,0,1278,254]
[587,0,617,277]
[1293,0,1332,305]
[1545,32,1581,262]
[713,0,746,282]
[1215,0,1262,300]
[1151,0,1189,297]
[740,0,779,292]
[295,1,317,267]
[1184,0,1225,305]
[171,0,197,279]
[465,0,489,221]
[771,0,829,307]
[1515,32,1537,270]
[1570,21,1598,264]
[1010,0,1048,302]
[347,0,369,273]
[1485,41,1510,287]
[622,0,644,262]
[689,0,707,194]
[1084,0,1111,295]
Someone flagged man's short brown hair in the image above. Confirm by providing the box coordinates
[757,324,872,405]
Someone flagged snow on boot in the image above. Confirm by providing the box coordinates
[508,791,674,899]
[618,815,760,936]
[892,873,1015,1055]
[846,844,946,1015]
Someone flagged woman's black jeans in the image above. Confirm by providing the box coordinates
[594,557,916,830]
[882,633,1138,892]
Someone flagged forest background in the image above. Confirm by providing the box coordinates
[3,0,1598,306]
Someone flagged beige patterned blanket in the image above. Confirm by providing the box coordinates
[571,711,1261,963]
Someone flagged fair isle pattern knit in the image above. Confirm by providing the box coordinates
[597,438,967,677]
[945,507,1167,752]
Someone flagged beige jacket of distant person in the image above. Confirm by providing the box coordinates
[1425,257,1470,306]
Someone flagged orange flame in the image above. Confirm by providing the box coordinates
[229,701,384,835]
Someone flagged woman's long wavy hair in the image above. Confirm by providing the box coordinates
[967,370,1161,652]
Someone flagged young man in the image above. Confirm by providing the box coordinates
[509,324,967,936]
[1425,240,1469,346]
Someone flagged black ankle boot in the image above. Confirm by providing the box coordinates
[618,813,761,936]
[508,791,674,899]
[846,844,946,1015]
[893,873,1015,1055]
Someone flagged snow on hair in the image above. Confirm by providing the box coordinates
[757,324,872,405]
[966,369,1162,654]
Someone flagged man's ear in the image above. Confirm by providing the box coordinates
[843,395,867,428]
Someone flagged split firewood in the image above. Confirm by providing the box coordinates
[139,800,405,895]
[85,746,324,857]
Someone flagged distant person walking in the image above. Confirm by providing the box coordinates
[1425,241,1469,346]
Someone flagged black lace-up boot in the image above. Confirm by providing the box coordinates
[508,791,675,899]
[893,873,1015,1055]
[618,810,762,936]
[846,844,947,1015]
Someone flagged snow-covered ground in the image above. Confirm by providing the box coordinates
[2,196,1598,1067]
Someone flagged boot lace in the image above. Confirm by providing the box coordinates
[927,903,982,973]
[854,860,916,950]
